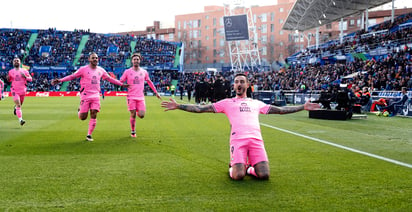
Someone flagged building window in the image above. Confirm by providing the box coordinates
[206,56,209,61]
[169,33,174,40]
[261,35,267,44]
[213,39,217,47]
[177,21,181,30]
[198,40,201,47]
[279,19,283,24]
[213,28,217,37]
[279,8,284,12]
[270,35,275,43]
[193,20,198,28]
[261,24,267,33]
[206,35,209,40]
[205,25,209,30]
[262,46,267,56]
[178,31,181,39]
[220,39,225,47]
[219,28,225,36]
[261,13,267,22]
[350,19,355,26]
[271,12,275,21]
[271,24,274,33]
[183,21,187,29]
[205,15,209,20]
[279,41,283,46]
[198,20,201,28]
[220,17,224,26]
[213,18,217,26]
[198,29,201,37]
[193,30,198,39]
[279,30,283,35]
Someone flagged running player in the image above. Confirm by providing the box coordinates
[52,52,128,141]
[7,57,32,126]
[161,73,320,180]
[120,53,161,138]
[0,77,4,100]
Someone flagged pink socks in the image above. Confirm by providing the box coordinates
[88,118,97,135]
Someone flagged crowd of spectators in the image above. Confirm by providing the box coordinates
[294,12,412,60]
[0,29,31,69]
[24,28,82,67]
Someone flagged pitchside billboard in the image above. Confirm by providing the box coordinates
[223,15,249,41]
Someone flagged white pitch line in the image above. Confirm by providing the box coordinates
[261,123,412,169]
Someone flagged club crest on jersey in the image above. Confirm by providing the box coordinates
[239,102,251,112]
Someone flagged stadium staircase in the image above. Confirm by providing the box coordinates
[126,40,137,67]
[173,45,181,69]
[23,32,38,61]
[72,35,89,67]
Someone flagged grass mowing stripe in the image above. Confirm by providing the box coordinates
[261,122,412,169]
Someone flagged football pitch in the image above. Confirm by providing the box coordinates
[0,96,411,211]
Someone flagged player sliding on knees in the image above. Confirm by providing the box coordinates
[161,73,320,180]
[51,52,128,142]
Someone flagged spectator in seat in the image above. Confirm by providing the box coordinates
[381,87,409,116]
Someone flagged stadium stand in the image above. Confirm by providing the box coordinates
[0,28,182,93]
[0,10,410,111]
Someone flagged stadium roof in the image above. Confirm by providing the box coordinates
[282,0,393,31]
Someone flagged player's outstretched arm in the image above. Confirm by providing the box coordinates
[161,98,214,113]
[51,79,60,85]
[268,101,320,114]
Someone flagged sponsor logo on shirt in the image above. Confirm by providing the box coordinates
[133,76,140,84]
[239,102,251,112]
[91,76,98,84]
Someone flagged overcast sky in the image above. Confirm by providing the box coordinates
[1,0,411,34]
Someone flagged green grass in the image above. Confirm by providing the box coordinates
[0,96,411,211]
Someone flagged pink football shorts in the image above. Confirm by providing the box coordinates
[12,91,25,104]
[79,98,101,113]
[229,138,268,167]
[127,99,146,112]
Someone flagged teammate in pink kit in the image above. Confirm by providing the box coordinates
[0,78,4,100]
[52,52,128,141]
[120,53,162,138]
[161,73,320,180]
[7,57,32,126]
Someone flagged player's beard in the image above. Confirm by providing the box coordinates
[236,85,245,97]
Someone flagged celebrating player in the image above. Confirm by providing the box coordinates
[7,57,32,126]
[120,53,162,138]
[52,52,128,141]
[0,77,4,100]
[161,73,320,180]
